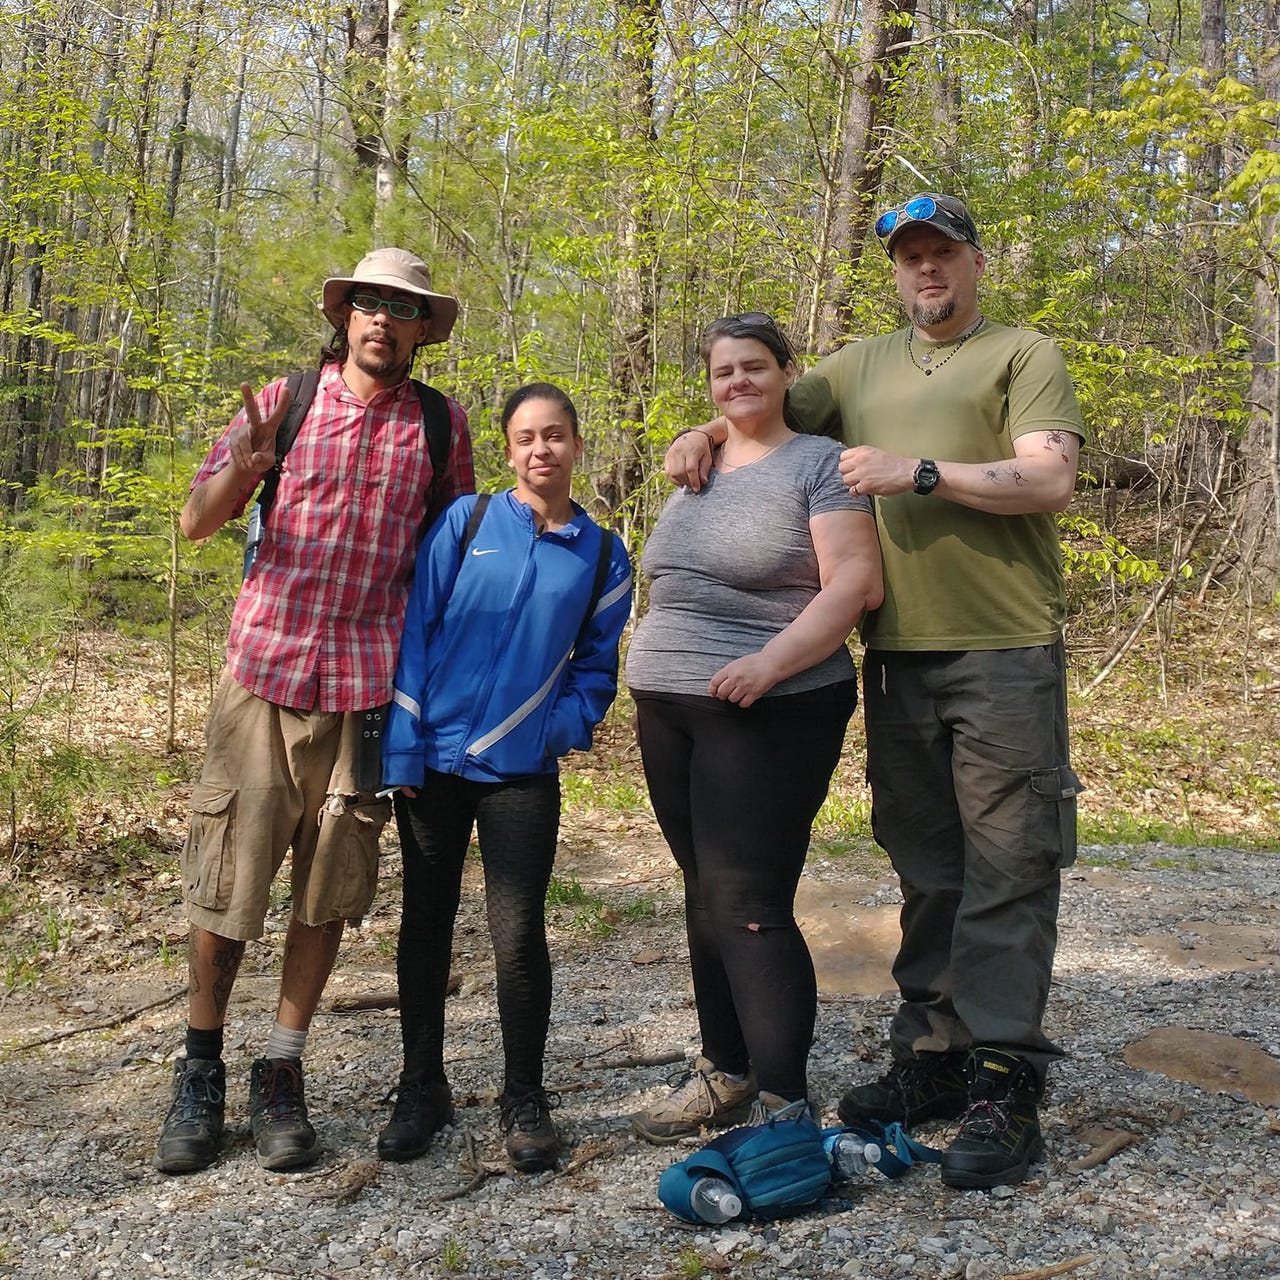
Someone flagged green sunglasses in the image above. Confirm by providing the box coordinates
[349,291,428,321]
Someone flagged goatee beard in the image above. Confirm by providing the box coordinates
[352,338,408,381]
[912,297,955,328]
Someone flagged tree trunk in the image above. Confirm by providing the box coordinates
[1236,0,1280,591]
[1006,0,1039,284]
[11,250,46,506]
[205,37,248,375]
[347,0,389,183]
[598,0,661,525]
[374,0,406,230]
[1176,0,1226,503]
[818,0,919,351]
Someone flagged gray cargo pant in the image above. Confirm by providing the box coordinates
[862,642,1081,1083]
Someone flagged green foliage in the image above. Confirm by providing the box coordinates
[1059,513,1164,586]
[561,770,647,812]
[571,901,619,939]
[676,1248,707,1279]
[621,894,659,921]
[440,1237,467,1272]
[545,873,590,907]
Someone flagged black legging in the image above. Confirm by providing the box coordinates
[633,683,857,1101]
[392,770,560,1095]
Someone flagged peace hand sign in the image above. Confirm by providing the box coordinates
[227,381,292,477]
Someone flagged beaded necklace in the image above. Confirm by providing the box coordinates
[907,315,985,376]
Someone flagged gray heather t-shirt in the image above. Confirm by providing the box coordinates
[626,433,872,697]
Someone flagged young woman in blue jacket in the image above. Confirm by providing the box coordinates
[376,383,632,1171]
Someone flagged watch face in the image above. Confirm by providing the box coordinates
[915,461,939,493]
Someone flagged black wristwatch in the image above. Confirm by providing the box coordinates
[913,458,941,495]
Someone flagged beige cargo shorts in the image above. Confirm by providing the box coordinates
[180,670,392,940]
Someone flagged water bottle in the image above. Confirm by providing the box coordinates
[687,1176,743,1223]
[242,502,265,578]
[824,1131,882,1180]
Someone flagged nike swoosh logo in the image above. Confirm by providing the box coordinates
[470,548,499,556]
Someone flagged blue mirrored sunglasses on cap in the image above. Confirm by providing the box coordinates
[873,196,944,239]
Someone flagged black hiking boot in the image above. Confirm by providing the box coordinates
[376,1077,454,1163]
[837,1052,969,1128]
[154,1057,226,1174]
[500,1087,562,1173]
[941,1047,1044,1189]
[248,1057,319,1171]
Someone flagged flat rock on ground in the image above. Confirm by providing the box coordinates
[1,832,1278,1280]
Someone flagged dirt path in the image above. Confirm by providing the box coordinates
[1,817,1278,1279]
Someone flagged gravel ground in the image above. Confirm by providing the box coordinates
[2,832,1279,1280]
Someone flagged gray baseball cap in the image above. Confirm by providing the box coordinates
[321,247,459,343]
[875,193,983,257]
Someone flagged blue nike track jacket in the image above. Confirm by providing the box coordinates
[383,489,633,785]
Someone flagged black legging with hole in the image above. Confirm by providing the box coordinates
[633,681,858,1102]
[393,769,560,1095]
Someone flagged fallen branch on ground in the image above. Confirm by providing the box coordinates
[588,1048,686,1070]
[434,1130,490,1203]
[1000,1255,1097,1280]
[556,1138,611,1177]
[1068,1131,1139,1171]
[8,986,187,1053]
[330,973,460,1012]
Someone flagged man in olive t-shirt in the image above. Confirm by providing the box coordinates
[665,193,1085,1189]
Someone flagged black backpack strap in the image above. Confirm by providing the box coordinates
[255,369,319,521]
[458,493,492,559]
[411,379,454,529]
[577,527,616,641]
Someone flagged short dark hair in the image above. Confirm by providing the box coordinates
[698,313,798,373]
[499,382,580,437]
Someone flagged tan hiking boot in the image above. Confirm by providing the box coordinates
[631,1055,756,1145]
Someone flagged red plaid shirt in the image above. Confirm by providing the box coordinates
[193,362,474,712]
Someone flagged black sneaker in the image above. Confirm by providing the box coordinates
[837,1052,969,1127]
[941,1048,1044,1189]
[248,1057,319,1171]
[500,1087,562,1173]
[376,1077,454,1163]
[154,1057,226,1174]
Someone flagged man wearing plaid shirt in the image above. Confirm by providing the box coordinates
[154,248,475,1175]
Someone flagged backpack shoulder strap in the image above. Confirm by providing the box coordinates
[411,379,454,527]
[572,525,618,645]
[458,493,492,559]
[255,369,319,520]
[589,528,615,617]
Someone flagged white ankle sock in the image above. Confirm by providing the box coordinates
[264,1022,307,1062]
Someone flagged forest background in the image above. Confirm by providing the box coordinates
[0,0,1278,888]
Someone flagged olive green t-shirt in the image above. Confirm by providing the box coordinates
[787,322,1085,651]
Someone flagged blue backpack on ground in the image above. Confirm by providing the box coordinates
[658,1108,831,1223]
[657,1113,944,1224]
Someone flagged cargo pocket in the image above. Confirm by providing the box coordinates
[1026,765,1083,871]
[314,794,392,920]
[182,784,237,910]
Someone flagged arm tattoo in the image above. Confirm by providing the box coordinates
[1044,430,1071,464]
[982,463,1028,486]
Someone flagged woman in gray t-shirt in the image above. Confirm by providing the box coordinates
[628,313,883,1144]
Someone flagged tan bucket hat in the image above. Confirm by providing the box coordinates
[320,247,459,344]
